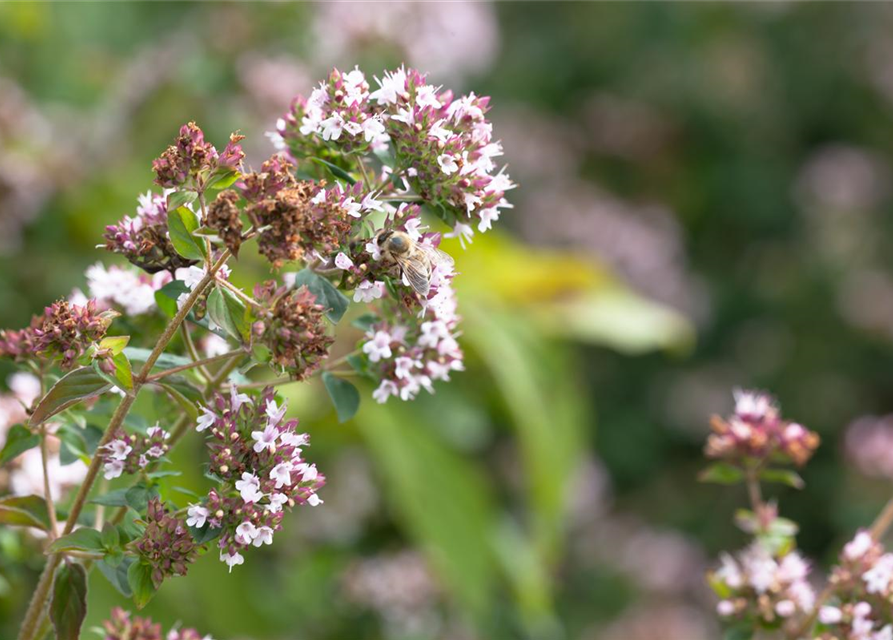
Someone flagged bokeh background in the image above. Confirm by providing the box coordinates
[4,3,893,639]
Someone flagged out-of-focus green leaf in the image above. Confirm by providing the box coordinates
[30,367,111,427]
[759,468,805,489]
[357,401,499,628]
[0,424,39,465]
[0,494,51,530]
[124,347,192,372]
[50,562,87,640]
[153,379,201,421]
[321,372,359,423]
[699,462,745,485]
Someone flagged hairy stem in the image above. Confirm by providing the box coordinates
[38,428,59,540]
[180,324,211,381]
[17,251,230,640]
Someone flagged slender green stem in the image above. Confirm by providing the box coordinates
[16,251,230,640]
[38,428,59,540]
[218,279,261,308]
[145,349,245,382]
[180,324,210,381]
[357,158,373,190]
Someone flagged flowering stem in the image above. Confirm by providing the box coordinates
[38,428,59,540]
[16,251,230,640]
[356,158,373,190]
[145,349,246,382]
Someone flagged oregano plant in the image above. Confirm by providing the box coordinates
[0,65,514,640]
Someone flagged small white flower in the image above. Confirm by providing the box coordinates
[373,380,398,404]
[176,266,206,290]
[818,606,842,624]
[365,241,382,261]
[265,399,287,426]
[103,459,124,480]
[362,116,386,143]
[445,222,474,249]
[146,445,165,459]
[235,472,264,504]
[297,463,318,482]
[270,461,294,489]
[146,425,168,439]
[477,207,500,233]
[341,197,363,218]
[253,526,274,547]
[343,119,363,137]
[361,192,384,212]
[404,217,426,242]
[186,504,209,528]
[220,550,244,572]
[363,331,393,362]
[230,386,252,413]
[864,554,893,594]
[266,492,289,513]
[311,188,327,205]
[334,252,354,270]
[307,493,323,506]
[845,531,874,560]
[320,112,344,141]
[138,455,149,468]
[104,440,132,461]
[716,600,735,617]
[775,600,796,618]
[437,154,459,175]
[280,431,309,448]
[353,280,385,303]
[394,356,418,380]
[251,424,279,453]
[196,406,216,432]
[235,521,258,545]
[369,68,406,105]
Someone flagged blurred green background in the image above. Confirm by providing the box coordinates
[4,3,893,639]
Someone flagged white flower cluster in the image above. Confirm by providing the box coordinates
[70,262,171,316]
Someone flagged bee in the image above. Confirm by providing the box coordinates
[374,229,454,297]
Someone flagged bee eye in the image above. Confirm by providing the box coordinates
[388,236,407,251]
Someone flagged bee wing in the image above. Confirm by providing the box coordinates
[395,254,432,297]
[417,243,455,269]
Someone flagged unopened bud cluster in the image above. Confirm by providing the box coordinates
[706,389,820,467]
[134,498,199,589]
[0,298,114,370]
[152,122,244,190]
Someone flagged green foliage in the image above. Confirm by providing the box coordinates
[167,206,207,261]
[206,286,250,342]
[321,372,360,423]
[0,495,52,530]
[29,367,111,426]
[699,462,745,485]
[0,425,39,465]
[289,269,350,323]
[50,562,88,640]
[126,560,157,609]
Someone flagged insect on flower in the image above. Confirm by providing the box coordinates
[373,229,454,297]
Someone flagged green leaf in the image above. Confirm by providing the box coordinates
[90,489,130,507]
[358,401,499,626]
[310,157,357,185]
[125,483,159,513]
[101,522,120,550]
[30,367,111,427]
[698,462,745,485]
[0,424,39,465]
[57,424,88,466]
[98,556,133,598]
[127,560,157,609]
[167,206,207,261]
[759,468,805,489]
[724,627,754,640]
[289,268,350,323]
[0,494,51,530]
[153,380,200,421]
[188,522,223,545]
[124,347,192,371]
[166,190,197,211]
[48,528,104,553]
[351,313,378,332]
[146,469,181,479]
[93,352,133,393]
[99,336,130,355]
[153,280,190,318]
[321,372,360,423]
[205,169,240,192]
[206,287,249,342]
[50,562,87,640]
